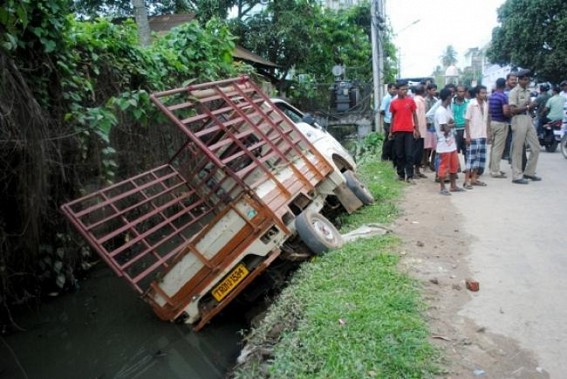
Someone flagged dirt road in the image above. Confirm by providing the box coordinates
[395,149,565,378]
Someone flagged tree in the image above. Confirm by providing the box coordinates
[486,0,567,83]
[132,0,151,45]
[72,0,191,18]
[230,0,322,82]
[72,0,262,21]
[440,45,457,67]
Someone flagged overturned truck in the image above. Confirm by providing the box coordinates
[61,76,373,330]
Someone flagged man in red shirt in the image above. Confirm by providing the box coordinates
[389,81,420,183]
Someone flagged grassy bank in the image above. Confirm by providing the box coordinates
[232,158,440,378]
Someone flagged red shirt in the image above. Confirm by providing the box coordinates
[390,97,416,133]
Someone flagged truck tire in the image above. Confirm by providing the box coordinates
[562,134,567,159]
[295,210,343,255]
[343,170,374,205]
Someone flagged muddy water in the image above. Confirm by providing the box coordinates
[0,266,245,379]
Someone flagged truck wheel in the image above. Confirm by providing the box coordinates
[295,210,343,255]
[561,134,567,159]
[343,170,374,205]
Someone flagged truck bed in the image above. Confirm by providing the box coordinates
[61,77,336,329]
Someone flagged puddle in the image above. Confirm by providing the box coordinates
[1,266,245,379]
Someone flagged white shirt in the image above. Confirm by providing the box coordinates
[465,99,488,139]
[435,105,456,153]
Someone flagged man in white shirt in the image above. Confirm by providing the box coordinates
[434,88,464,195]
[380,83,397,161]
[463,85,490,189]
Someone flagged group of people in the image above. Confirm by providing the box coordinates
[379,70,567,195]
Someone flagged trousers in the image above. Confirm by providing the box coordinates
[489,121,508,174]
[511,115,539,180]
[393,131,415,179]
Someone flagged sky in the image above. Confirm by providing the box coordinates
[386,0,507,78]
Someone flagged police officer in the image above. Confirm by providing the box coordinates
[508,69,541,184]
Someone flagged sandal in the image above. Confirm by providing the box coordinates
[439,188,451,196]
[490,172,507,178]
[450,186,466,192]
[463,182,473,190]
[472,180,487,186]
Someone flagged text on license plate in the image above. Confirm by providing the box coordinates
[212,264,249,302]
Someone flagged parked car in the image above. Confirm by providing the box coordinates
[61,76,373,330]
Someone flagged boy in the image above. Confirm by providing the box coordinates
[434,88,463,195]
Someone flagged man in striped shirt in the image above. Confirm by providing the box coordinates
[488,78,510,178]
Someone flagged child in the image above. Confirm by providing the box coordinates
[434,88,465,195]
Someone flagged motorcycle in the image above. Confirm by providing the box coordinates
[538,119,562,152]
[561,125,567,159]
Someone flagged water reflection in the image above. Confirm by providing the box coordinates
[1,266,244,379]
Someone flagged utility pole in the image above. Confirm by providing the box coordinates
[370,0,384,133]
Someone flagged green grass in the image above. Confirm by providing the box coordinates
[232,160,440,379]
[338,159,402,232]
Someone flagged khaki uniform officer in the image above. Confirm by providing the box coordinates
[508,69,541,184]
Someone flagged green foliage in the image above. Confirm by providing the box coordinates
[71,0,191,18]
[0,0,70,53]
[304,4,374,82]
[338,159,402,231]
[230,1,396,109]
[58,16,241,182]
[353,132,384,163]
[233,0,322,80]
[267,238,439,378]
[154,18,238,81]
[487,0,567,83]
[286,75,319,101]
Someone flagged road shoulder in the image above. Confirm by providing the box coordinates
[394,177,546,379]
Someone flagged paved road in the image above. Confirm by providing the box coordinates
[452,149,566,378]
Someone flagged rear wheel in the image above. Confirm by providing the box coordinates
[343,170,374,205]
[295,210,343,255]
[561,134,567,159]
[545,140,558,153]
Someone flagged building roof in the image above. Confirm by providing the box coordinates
[233,46,279,68]
[148,13,196,33]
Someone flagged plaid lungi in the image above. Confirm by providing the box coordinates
[465,138,487,171]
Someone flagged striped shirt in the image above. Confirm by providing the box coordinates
[489,91,509,123]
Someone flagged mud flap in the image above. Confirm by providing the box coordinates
[333,182,363,214]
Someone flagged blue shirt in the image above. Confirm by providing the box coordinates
[380,94,393,123]
[489,91,509,123]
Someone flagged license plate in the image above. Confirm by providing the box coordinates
[212,264,249,302]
